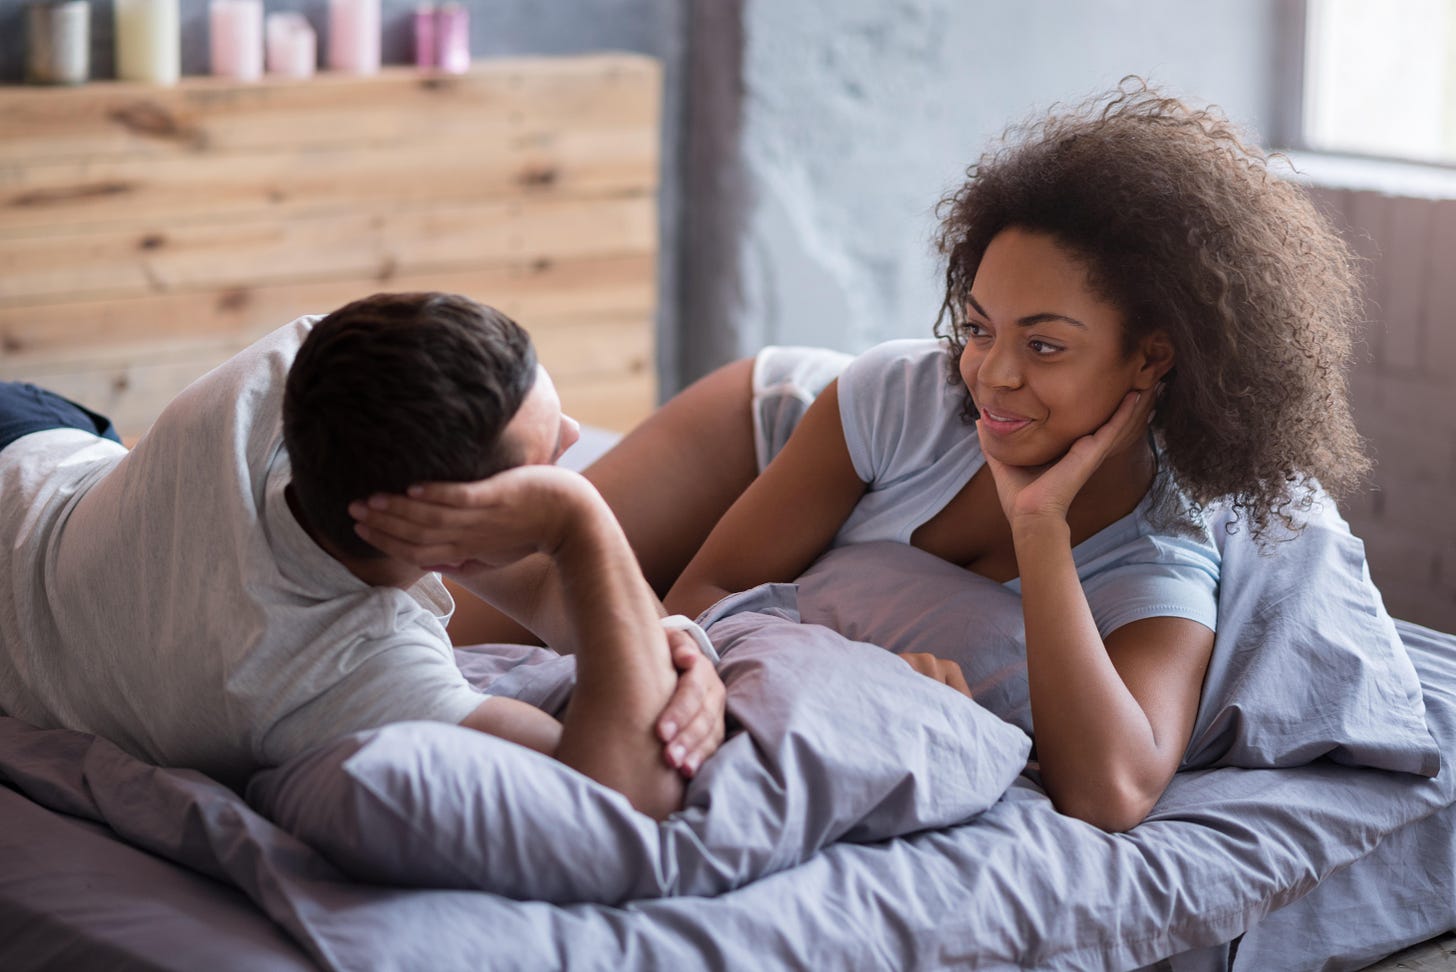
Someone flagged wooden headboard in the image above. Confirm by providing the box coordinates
[0,54,660,439]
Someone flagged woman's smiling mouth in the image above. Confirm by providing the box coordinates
[977,405,1034,436]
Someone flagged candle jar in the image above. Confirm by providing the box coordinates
[266,12,316,78]
[115,0,180,85]
[328,0,381,75]
[413,3,436,69]
[210,0,263,81]
[435,3,469,75]
[26,0,90,85]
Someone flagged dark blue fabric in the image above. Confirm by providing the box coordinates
[0,382,121,452]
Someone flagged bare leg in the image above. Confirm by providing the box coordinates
[446,357,759,646]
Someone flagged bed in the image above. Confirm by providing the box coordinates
[2,422,1455,972]
[6,54,1455,972]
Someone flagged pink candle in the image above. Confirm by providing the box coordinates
[210,0,262,81]
[414,4,436,69]
[435,3,469,74]
[266,12,316,78]
[328,0,380,74]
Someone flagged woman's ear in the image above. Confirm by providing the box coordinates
[1133,331,1175,389]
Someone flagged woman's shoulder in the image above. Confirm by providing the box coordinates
[845,337,947,376]
[839,338,961,412]
[837,338,971,479]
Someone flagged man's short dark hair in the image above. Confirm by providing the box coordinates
[283,292,538,559]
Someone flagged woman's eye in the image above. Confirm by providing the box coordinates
[1028,339,1061,355]
[965,321,991,339]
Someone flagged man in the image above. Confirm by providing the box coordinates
[0,292,721,820]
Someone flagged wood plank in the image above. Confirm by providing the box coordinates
[0,313,651,384]
[0,193,656,304]
[557,372,657,434]
[1382,194,1433,372]
[0,56,661,164]
[0,54,662,439]
[1424,199,1456,380]
[0,254,656,368]
[4,314,655,439]
[0,128,658,234]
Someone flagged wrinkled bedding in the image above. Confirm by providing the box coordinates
[3,492,1455,970]
[2,613,1453,971]
[247,606,1031,903]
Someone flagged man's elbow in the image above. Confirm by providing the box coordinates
[631,771,686,823]
[1052,780,1159,834]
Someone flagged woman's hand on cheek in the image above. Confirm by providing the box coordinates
[982,389,1152,525]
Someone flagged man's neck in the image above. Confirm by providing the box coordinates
[284,482,426,590]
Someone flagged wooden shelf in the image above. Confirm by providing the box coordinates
[0,55,661,436]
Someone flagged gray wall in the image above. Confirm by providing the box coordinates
[679,0,1294,378]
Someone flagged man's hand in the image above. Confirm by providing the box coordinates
[898,651,973,699]
[349,465,598,573]
[656,629,726,778]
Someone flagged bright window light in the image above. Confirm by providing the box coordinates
[1304,0,1456,165]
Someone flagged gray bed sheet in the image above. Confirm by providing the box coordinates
[1230,619,1456,971]
[0,617,1453,971]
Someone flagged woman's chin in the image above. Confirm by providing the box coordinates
[980,436,1068,471]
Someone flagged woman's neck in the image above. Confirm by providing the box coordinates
[1066,437,1158,533]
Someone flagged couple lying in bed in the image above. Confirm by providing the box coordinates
[0,82,1367,834]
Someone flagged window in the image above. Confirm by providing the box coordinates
[1302,0,1456,166]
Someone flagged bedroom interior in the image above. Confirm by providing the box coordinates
[1,1,1455,970]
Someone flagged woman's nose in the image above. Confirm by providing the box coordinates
[976,339,1021,390]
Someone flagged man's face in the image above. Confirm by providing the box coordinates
[500,365,581,466]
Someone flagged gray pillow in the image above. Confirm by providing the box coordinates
[247,609,1031,903]
[796,496,1440,776]
[1186,498,1439,774]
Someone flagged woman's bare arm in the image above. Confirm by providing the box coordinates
[665,380,868,621]
[985,390,1214,830]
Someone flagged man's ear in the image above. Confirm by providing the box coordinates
[1132,331,1175,390]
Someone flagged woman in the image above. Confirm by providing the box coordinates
[356,82,1368,830]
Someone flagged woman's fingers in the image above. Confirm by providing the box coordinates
[899,652,973,699]
[942,661,972,698]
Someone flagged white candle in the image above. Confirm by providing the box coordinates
[266,13,317,78]
[115,0,180,85]
[210,0,263,82]
[26,0,91,85]
[328,0,380,75]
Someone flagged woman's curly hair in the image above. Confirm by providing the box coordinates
[933,78,1369,541]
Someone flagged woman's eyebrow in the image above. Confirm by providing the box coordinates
[967,293,1086,329]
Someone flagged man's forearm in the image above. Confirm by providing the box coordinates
[537,488,684,819]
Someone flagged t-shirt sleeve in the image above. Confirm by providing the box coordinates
[1080,533,1221,640]
[258,637,484,767]
[836,340,948,485]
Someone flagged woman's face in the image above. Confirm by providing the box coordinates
[958,227,1167,468]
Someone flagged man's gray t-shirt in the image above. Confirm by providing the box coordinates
[0,318,484,786]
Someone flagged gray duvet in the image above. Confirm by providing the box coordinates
[1,616,1453,970]
[2,505,1455,970]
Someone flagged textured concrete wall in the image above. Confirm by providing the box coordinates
[691,0,1286,370]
